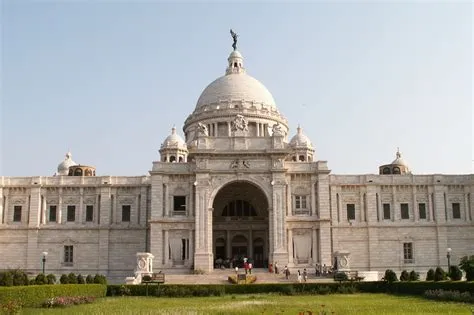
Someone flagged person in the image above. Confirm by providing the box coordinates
[248,262,253,274]
[303,268,308,282]
[284,266,289,279]
[315,263,320,277]
[269,263,273,273]
[297,270,302,283]
[274,262,279,274]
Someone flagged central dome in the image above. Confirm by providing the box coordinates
[194,50,277,110]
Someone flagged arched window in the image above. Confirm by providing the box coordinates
[382,167,391,174]
[170,156,176,163]
[393,167,401,174]
[74,168,83,176]
[299,155,305,161]
[179,156,184,163]
[222,200,257,217]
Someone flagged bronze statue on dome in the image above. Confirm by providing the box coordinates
[230,29,238,51]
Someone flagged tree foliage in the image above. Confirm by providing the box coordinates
[459,255,474,281]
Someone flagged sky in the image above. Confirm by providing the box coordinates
[1,1,473,177]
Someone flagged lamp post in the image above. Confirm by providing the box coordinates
[42,252,48,274]
[446,248,452,272]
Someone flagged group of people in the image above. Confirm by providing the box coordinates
[269,262,308,282]
[314,263,335,277]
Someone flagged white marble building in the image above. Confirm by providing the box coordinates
[1,43,473,283]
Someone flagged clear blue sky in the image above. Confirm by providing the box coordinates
[1,1,472,176]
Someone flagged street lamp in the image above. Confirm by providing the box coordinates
[42,252,48,274]
[446,248,452,271]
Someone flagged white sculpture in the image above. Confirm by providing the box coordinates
[231,114,248,132]
[125,252,155,285]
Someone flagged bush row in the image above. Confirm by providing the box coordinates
[424,289,474,303]
[59,273,107,285]
[108,283,358,297]
[107,281,474,298]
[0,269,107,286]
[0,284,107,308]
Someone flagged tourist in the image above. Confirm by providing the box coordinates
[284,266,290,279]
[275,262,279,274]
[303,268,308,282]
[297,270,302,283]
[248,262,253,274]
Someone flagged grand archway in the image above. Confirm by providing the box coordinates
[212,181,269,268]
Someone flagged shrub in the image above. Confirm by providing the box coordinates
[59,274,69,284]
[42,296,96,308]
[46,274,56,285]
[426,269,435,281]
[459,255,474,281]
[67,273,78,284]
[409,270,419,281]
[93,274,107,285]
[85,275,94,284]
[1,299,22,315]
[11,269,28,286]
[333,272,348,282]
[383,270,398,283]
[434,267,447,282]
[77,274,85,284]
[399,270,409,281]
[35,273,47,285]
[449,265,463,281]
[0,271,13,286]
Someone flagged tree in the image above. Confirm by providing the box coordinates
[409,270,419,281]
[434,267,447,281]
[59,274,69,284]
[399,270,409,281]
[459,255,474,281]
[448,265,462,281]
[383,269,398,283]
[426,269,435,281]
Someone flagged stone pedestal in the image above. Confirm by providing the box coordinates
[125,252,154,284]
[194,252,213,273]
[334,250,350,272]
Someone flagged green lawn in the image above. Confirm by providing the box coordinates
[21,294,473,314]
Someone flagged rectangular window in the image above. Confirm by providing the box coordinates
[295,196,307,209]
[173,196,186,213]
[122,205,131,222]
[418,203,426,219]
[403,242,414,263]
[346,204,355,220]
[67,205,76,222]
[85,205,94,222]
[13,206,22,222]
[452,203,461,219]
[400,203,409,219]
[383,204,391,220]
[49,205,57,222]
[64,245,74,265]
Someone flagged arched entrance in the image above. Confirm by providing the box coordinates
[212,181,269,268]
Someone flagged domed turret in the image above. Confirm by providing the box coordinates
[288,125,314,162]
[56,151,77,175]
[159,126,188,163]
[379,148,411,175]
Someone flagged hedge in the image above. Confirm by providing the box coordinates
[107,281,474,298]
[0,284,107,308]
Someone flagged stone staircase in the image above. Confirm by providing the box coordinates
[163,268,335,284]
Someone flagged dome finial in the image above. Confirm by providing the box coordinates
[396,147,401,159]
[171,125,177,135]
[297,124,302,134]
[230,29,238,51]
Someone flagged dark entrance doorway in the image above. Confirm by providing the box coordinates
[212,181,269,270]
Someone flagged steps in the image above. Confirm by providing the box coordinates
[163,268,335,284]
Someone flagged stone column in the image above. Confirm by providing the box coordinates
[58,188,63,224]
[41,195,47,224]
[377,191,383,222]
[413,186,418,222]
[193,176,213,272]
[164,183,169,217]
[28,187,41,228]
[248,228,253,259]
[79,188,84,224]
[287,184,292,216]
[288,229,294,265]
[163,229,169,265]
[227,121,231,136]
[311,180,316,217]
[312,227,318,264]
[464,192,469,221]
[271,178,288,265]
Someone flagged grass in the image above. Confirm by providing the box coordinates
[21,293,473,314]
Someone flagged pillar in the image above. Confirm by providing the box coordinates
[163,229,169,265]
[312,227,318,264]
[226,230,231,259]
[288,229,294,265]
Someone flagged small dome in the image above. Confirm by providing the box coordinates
[160,127,187,150]
[290,126,312,148]
[391,148,409,166]
[57,151,77,175]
